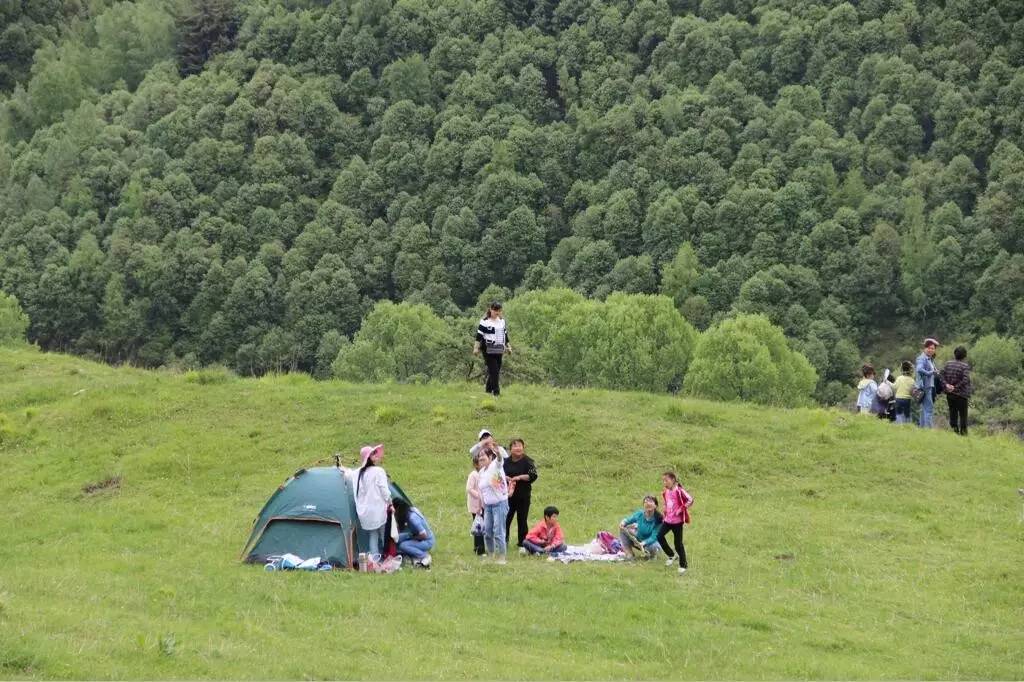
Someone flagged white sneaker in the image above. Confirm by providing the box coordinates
[495,558,507,565]
[665,558,676,567]
[519,547,527,556]
[419,553,432,567]
[678,567,687,575]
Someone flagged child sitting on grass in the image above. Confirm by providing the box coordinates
[619,495,663,559]
[521,506,566,555]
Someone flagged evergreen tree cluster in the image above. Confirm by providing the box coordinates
[2,0,1024,406]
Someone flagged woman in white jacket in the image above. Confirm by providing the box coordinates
[355,444,391,555]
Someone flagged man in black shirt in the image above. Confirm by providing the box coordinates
[503,438,538,549]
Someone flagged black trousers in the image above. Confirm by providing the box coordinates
[472,514,485,555]
[484,353,503,395]
[657,522,687,568]
[947,394,968,435]
[505,493,530,547]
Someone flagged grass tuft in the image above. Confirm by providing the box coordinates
[183,366,235,385]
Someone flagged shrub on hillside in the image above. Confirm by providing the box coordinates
[544,293,697,392]
[332,301,455,382]
[504,288,586,349]
[0,292,29,346]
[970,334,1023,379]
[686,314,817,407]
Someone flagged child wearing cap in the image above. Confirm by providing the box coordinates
[468,429,508,461]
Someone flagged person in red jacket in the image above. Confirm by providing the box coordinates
[656,471,693,575]
[521,506,566,555]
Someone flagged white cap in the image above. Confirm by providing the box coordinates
[478,429,491,440]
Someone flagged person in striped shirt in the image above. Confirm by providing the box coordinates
[472,301,512,396]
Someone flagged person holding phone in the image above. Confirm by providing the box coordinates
[473,301,511,397]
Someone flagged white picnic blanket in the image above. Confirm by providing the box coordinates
[548,541,626,564]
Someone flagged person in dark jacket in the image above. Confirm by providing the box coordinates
[941,346,973,435]
[502,438,537,549]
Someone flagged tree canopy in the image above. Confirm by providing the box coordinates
[1,0,1022,406]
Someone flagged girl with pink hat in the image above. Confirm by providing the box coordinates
[355,444,391,555]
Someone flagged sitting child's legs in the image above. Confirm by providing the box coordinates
[522,539,547,554]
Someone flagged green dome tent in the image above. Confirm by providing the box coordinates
[240,466,413,568]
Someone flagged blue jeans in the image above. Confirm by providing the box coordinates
[523,540,566,555]
[918,388,934,428]
[398,538,434,560]
[483,500,508,557]
[366,526,385,555]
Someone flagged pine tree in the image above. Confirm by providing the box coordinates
[177,0,238,77]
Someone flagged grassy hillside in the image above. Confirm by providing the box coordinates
[0,347,1021,680]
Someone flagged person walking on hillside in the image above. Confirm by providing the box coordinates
[941,346,973,435]
[503,438,537,550]
[916,339,940,428]
[355,444,391,556]
[473,301,511,397]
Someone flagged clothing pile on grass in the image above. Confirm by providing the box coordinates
[548,531,629,564]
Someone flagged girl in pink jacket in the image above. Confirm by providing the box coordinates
[657,471,693,575]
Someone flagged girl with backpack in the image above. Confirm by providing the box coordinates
[657,472,694,575]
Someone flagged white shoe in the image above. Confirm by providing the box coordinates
[678,567,687,575]
[519,547,527,556]
[419,553,431,567]
[665,558,676,567]
[495,558,507,565]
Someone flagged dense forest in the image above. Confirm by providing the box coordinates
[2,0,1024,416]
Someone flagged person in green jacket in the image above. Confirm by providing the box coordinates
[619,495,663,559]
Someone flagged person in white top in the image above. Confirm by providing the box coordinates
[355,444,391,555]
[476,444,509,564]
[473,301,512,397]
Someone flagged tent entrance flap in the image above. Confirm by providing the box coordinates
[246,519,350,566]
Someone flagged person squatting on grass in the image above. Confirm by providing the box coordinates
[522,506,566,555]
[466,453,485,555]
[396,504,435,568]
[477,444,510,564]
[657,472,693,575]
[473,301,511,397]
[355,444,390,556]
[619,496,663,559]
[893,361,916,424]
[503,438,538,548]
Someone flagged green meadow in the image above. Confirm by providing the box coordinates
[0,347,1021,680]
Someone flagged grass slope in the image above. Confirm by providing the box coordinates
[0,347,1021,680]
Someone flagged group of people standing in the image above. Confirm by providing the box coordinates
[465,429,695,574]
[465,429,538,563]
[856,338,973,434]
